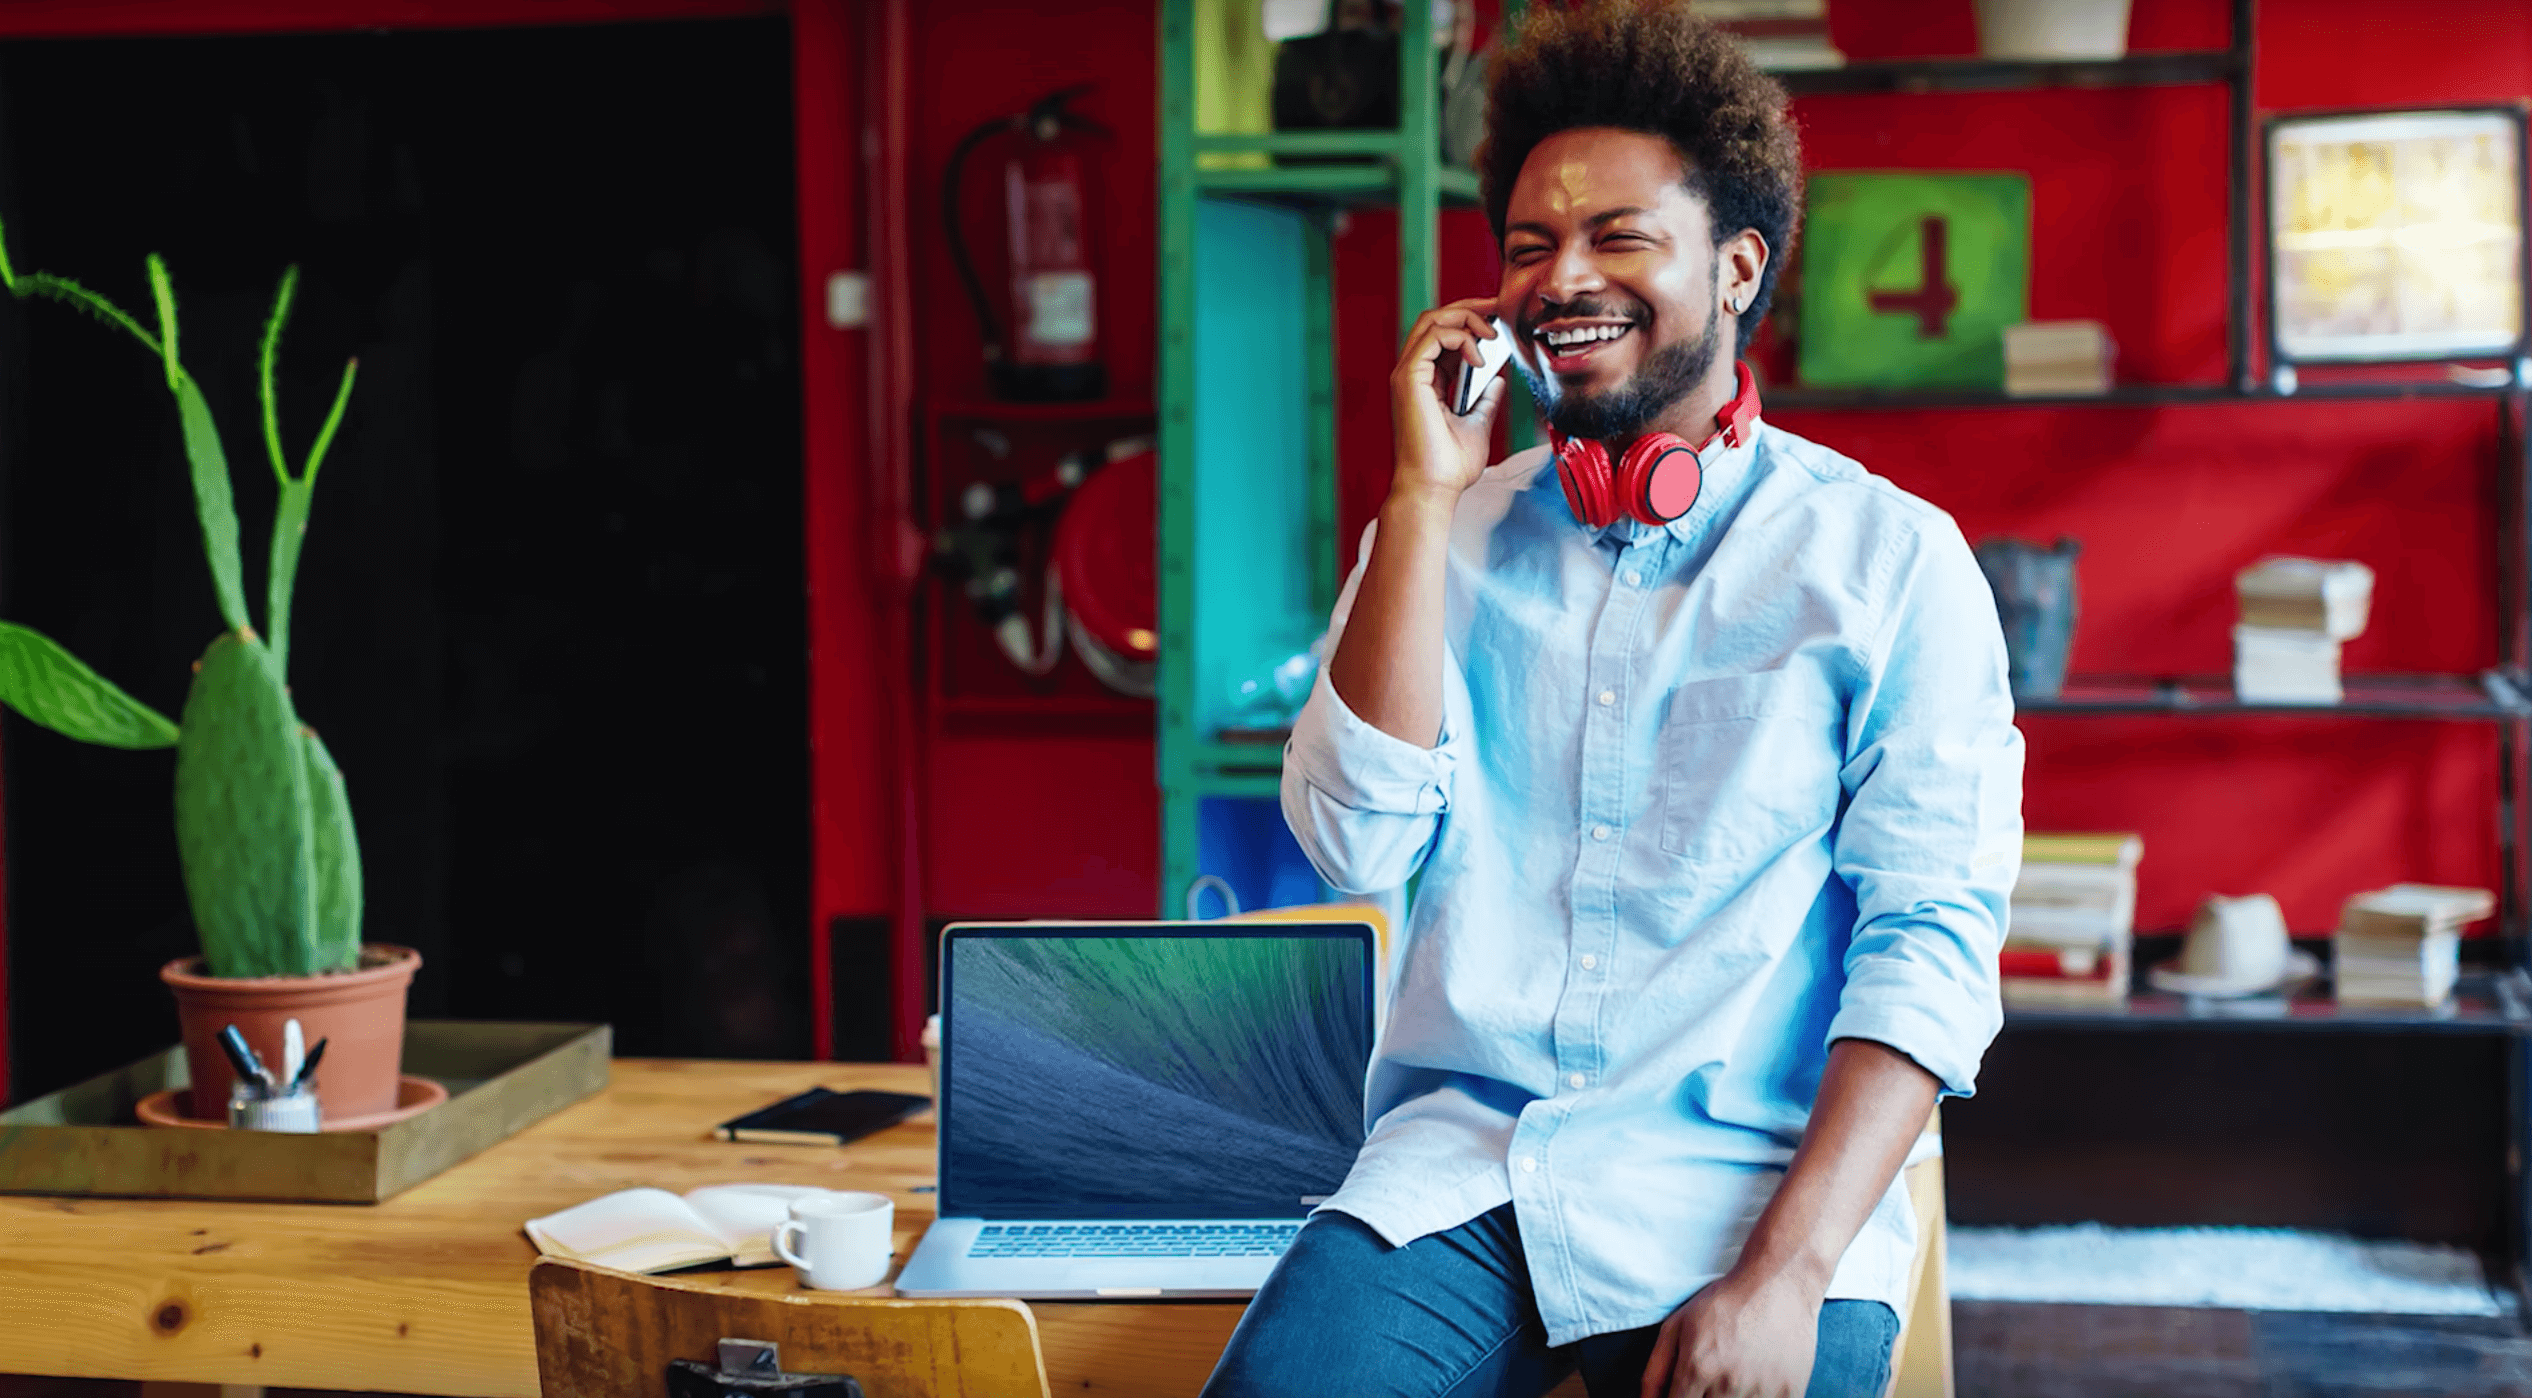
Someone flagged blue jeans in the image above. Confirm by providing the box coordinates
[1202,1205,1900,1398]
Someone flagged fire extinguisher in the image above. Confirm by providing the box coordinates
[943,86,1111,403]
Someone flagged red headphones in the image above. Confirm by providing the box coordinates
[1552,361,1763,529]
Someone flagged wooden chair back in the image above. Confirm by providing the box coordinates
[529,1258,1051,1398]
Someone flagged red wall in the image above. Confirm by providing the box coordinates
[902,0,2532,941]
[1767,0,2530,934]
[904,0,1166,919]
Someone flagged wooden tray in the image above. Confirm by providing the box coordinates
[0,1019,610,1203]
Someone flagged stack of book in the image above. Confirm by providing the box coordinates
[1694,0,1845,70]
[2333,883,2495,1008]
[2002,832,2142,1008]
[2003,320,2115,397]
[2233,557,2375,705]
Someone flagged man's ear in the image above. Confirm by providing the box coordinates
[1717,229,1770,319]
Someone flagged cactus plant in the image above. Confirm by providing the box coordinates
[0,218,364,979]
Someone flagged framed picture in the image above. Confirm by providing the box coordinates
[1796,171,2031,390]
[2265,107,2529,365]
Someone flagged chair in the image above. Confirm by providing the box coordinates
[529,1257,1050,1398]
[1888,1112,1955,1398]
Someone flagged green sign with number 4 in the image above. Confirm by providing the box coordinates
[1796,172,2030,390]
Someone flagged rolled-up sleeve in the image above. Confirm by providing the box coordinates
[1281,523,1467,895]
[1826,514,2024,1097]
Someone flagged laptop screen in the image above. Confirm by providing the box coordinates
[939,924,1375,1220]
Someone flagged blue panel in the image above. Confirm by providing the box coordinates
[1193,199,1320,738]
[1197,797,1326,916]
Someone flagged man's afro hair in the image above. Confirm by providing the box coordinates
[1478,0,1804,352]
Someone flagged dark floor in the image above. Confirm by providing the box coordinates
[5,1303,2532,1395]
[1953,1303,2532,1397]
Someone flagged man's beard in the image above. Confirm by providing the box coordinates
[1518,294,1721,442]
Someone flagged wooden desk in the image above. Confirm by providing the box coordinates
[0,1059,1243,1397]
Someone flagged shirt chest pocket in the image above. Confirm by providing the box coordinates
[1656,670,1842,866]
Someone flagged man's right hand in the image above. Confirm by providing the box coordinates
[1390,297,1508,511]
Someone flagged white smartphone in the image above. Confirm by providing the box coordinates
[1451,319,1517,416]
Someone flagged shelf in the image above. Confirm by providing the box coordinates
[2020,672,2528,720]
[1190,773,1283,799]
[1196,164,1395,197]
[1183,677,2530,745]
[1193,132,1401,158]
[1778,50,2238,98]
[923,397,1156,423]
[1766,380,2520,411]
[2005,968,2532,1036]
[1192,162,1482,207]
[1200,734,1288,772]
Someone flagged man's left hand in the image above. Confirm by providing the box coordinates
[1637,1266,1822,1398]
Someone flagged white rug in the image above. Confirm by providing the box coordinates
[1947,1223,2509,1315]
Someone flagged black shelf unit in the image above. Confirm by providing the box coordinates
[2015,672,2530,721]
[2006,969,2532,1037]
[1777,49,2239,99]
[1776,0,2532,1300]
[1768,380,2523,411]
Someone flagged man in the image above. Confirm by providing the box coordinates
[1202,4,2022,1397]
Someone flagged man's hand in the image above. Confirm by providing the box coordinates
[1637,1040,1938,1398]
[1390,296,1508,510]
[1638,1267,1823,1398]
[1325,298,1512,746]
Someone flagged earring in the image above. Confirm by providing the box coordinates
[1728,295,1747,315]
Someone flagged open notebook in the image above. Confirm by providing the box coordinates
[524,1184,833,1274]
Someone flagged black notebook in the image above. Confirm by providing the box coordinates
[713,1087,930,1147]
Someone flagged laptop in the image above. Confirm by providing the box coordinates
[894,920,1377,1299]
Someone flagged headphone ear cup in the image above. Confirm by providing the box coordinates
[1617,433,1701,525]
[1556,437,1618,528]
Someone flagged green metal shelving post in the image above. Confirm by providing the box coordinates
[1157,0,1201,916]
[1155,0,1461,916]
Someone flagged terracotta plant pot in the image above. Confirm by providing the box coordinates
[160,944,422,1121]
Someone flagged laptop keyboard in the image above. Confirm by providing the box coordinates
[968,1222,1302,1259]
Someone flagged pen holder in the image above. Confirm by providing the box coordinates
[229,1083,323,1133]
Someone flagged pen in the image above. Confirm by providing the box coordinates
[217,1024,273,1098]
[289,1038,329,1094]
[282,1019,304,1090]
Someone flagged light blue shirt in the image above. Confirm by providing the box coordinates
[1280,420,2023,1346]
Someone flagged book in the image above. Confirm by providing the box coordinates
[2000,940,2131,1008]
[2008,862,2139,945]
[523,1183,834,1275]
[713,1087,931,1147]
[2343,883,2495,929]
[2234,625,2343,704]
[2020,833,2144,868]
[1691,0,1844,70]
[2005,832,2143,1007]
[2237,557,2375,639]
[1999,945,2102,978]
[2331,884,2493,1008]
[2003,320,2114,397]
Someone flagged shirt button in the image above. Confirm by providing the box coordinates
[1580,954,1598,970]
[1623,570,1643,587]
[1590,824,1611,842]
[1568,1073,1587,1090]
[1596,689,1615,706]
[1518,1156,1538,1174]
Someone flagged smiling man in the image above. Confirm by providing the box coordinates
[1201,4,2024,1398]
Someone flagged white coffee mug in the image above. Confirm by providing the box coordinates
[772,1191,895,1291]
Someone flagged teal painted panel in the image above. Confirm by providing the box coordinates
[1193,199,1320,739]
